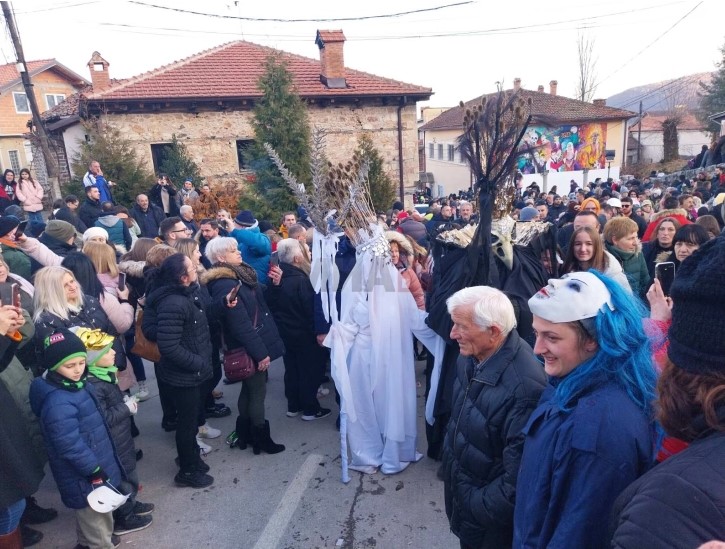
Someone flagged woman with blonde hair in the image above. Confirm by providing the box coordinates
[603,217,650,296]
[384,231,425,310]
[171,238,205,274]
[562,226,631,291]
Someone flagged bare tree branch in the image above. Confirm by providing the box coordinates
[576,32,599,103]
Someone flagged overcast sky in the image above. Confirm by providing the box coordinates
[4,0,723,112]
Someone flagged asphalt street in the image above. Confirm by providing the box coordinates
[29,357,459,549]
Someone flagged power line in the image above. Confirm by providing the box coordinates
[127,0,474,23]
[14,1,98,14]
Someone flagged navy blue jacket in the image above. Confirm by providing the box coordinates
[513,381,655,549]
[29,378,123,509]
[131,203,165,239]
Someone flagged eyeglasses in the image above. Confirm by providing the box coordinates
[172,228,192,234]
[621,204,632,208]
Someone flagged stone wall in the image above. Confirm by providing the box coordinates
[102,101,419,194]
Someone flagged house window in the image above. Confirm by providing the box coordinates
[13,92,30,114]
[8,150,20,173]
[447,144,455,162]
[236,139,254,171]
[438,144,443,160]
[460,150,467,164]
[150,143,172,174]
[45,94,66,109]
[428,143,434,158]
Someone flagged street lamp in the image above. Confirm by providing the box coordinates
[605,149,616,180]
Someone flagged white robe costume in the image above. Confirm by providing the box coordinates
[325,227,445,476]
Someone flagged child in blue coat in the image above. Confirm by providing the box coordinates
[29,329,125,549]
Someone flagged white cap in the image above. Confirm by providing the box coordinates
[606,198,622,208]
[528,272,614,323]
[86,483,129,513]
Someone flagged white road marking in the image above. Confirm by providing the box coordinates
[252,453,322,549]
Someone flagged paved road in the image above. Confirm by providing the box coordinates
[31,358,459,548]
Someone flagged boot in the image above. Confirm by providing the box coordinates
[0,527,22,549]
[22,496,58,524]
[251,420,285,455]
[232,417,251,450]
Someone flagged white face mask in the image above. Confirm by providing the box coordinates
[528,272,614,323]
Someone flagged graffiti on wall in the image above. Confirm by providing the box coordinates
[516,124,608,174]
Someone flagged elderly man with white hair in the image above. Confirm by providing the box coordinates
[179,205,198,235]
[441,286,546,549]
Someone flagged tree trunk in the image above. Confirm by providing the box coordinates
[662,119,679,163]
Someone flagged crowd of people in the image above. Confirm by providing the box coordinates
[0,158,723,549]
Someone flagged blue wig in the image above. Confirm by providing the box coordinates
[553,270,657,416]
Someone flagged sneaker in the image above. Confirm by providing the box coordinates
[197,423,221,439]
[20,525,43,547]
[196,437,212,455]
[135,380,150,401]
[174,470,214,488]
[113,513,152,535]
[286,410,300,418]
[302,408,332,421]
[317,386,330,397]
[204,403,231,418]
[175,456,210,473]
[132,501,155,516]
[136,449,143,461]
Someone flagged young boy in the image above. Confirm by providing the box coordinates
[73,327,154,536]
[29,329,124,549]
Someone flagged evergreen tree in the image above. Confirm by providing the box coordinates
[159,135,202,187]
[698,40,725,132]
[69,118,153,206]
[240,55,311,221]
[356,134,396,213]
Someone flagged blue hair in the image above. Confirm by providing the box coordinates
[553,270,657,416]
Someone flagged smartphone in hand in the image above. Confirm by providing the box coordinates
[118,272,127,289]
[655,262,676,297]
[14,220,28,238]
[226,281,242,305]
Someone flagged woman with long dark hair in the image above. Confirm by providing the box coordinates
[610,237,725,547]
[0,169,16,210]
[513,271,657,548]
[561,226,631,291]
[15,169,44,225]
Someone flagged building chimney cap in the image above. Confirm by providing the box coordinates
[315,30,346,48]
[87,51,109,68]
[513,78,522,92]
[537,85,544,92]
[593,98,606,107]
[549,79,558,85]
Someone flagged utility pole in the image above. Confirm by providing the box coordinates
[1,1,61,201]
[637,100,643,164]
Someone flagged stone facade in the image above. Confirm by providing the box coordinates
[100,101,419,192]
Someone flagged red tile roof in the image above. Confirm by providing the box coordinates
[632,111,705,132]
[0,59,88,93]
[87,40,431,102]
[420,88,635,131]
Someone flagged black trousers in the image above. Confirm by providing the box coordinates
[283,340,325,415]
[165,385,201,473]
[204,343,222,409]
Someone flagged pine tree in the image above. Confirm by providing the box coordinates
[698,40,725,132]
[69,118,154,206]
[356,134,396,213]
[239,55,311,221]
[159,135,202,187]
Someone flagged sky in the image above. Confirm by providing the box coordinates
[3,0,724,114]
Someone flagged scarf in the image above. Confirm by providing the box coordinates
[46,369,86,391]
[88,364,118,384]
[216,261,258,288]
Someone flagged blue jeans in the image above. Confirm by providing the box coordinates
[27,211,44,225]
[0,498,26,534]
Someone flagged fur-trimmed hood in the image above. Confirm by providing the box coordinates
[642,209,691,243]
[648,208,688,225]
[118,260,145,278]
[384,231,413,257]
[199,265,237,285]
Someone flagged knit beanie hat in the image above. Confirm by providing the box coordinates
[44,219,76,243]
[0,215,20,238]
[668,236,725,374]
[41,329,87,371]
[71,327,114,367]
[82,226,108,242]
[519,206,539,222]
[234,210,256,227]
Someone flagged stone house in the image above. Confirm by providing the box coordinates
[419,79,635,196]
[0,59,87,173]
[42,31,432,202]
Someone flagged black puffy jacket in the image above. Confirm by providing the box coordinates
[609,428,725,548]
[442,331,546,548]
[142,282,212,387]
[264,263,314,346]
[87,375,136,476]
[202,266,284,363]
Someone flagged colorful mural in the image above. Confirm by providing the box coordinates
[516,124,608,174]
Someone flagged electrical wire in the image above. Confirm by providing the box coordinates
[126,0,473,23]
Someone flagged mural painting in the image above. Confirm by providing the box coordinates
[516,124,607,174]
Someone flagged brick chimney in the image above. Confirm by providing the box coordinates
[513,77,521,92]
[537,85,544,92]
[593,98,606,107]
[315,30,346,89]
[549,80,558,96]
[87,51,110,91]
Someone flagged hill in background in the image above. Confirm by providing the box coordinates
[607,72,713,114]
